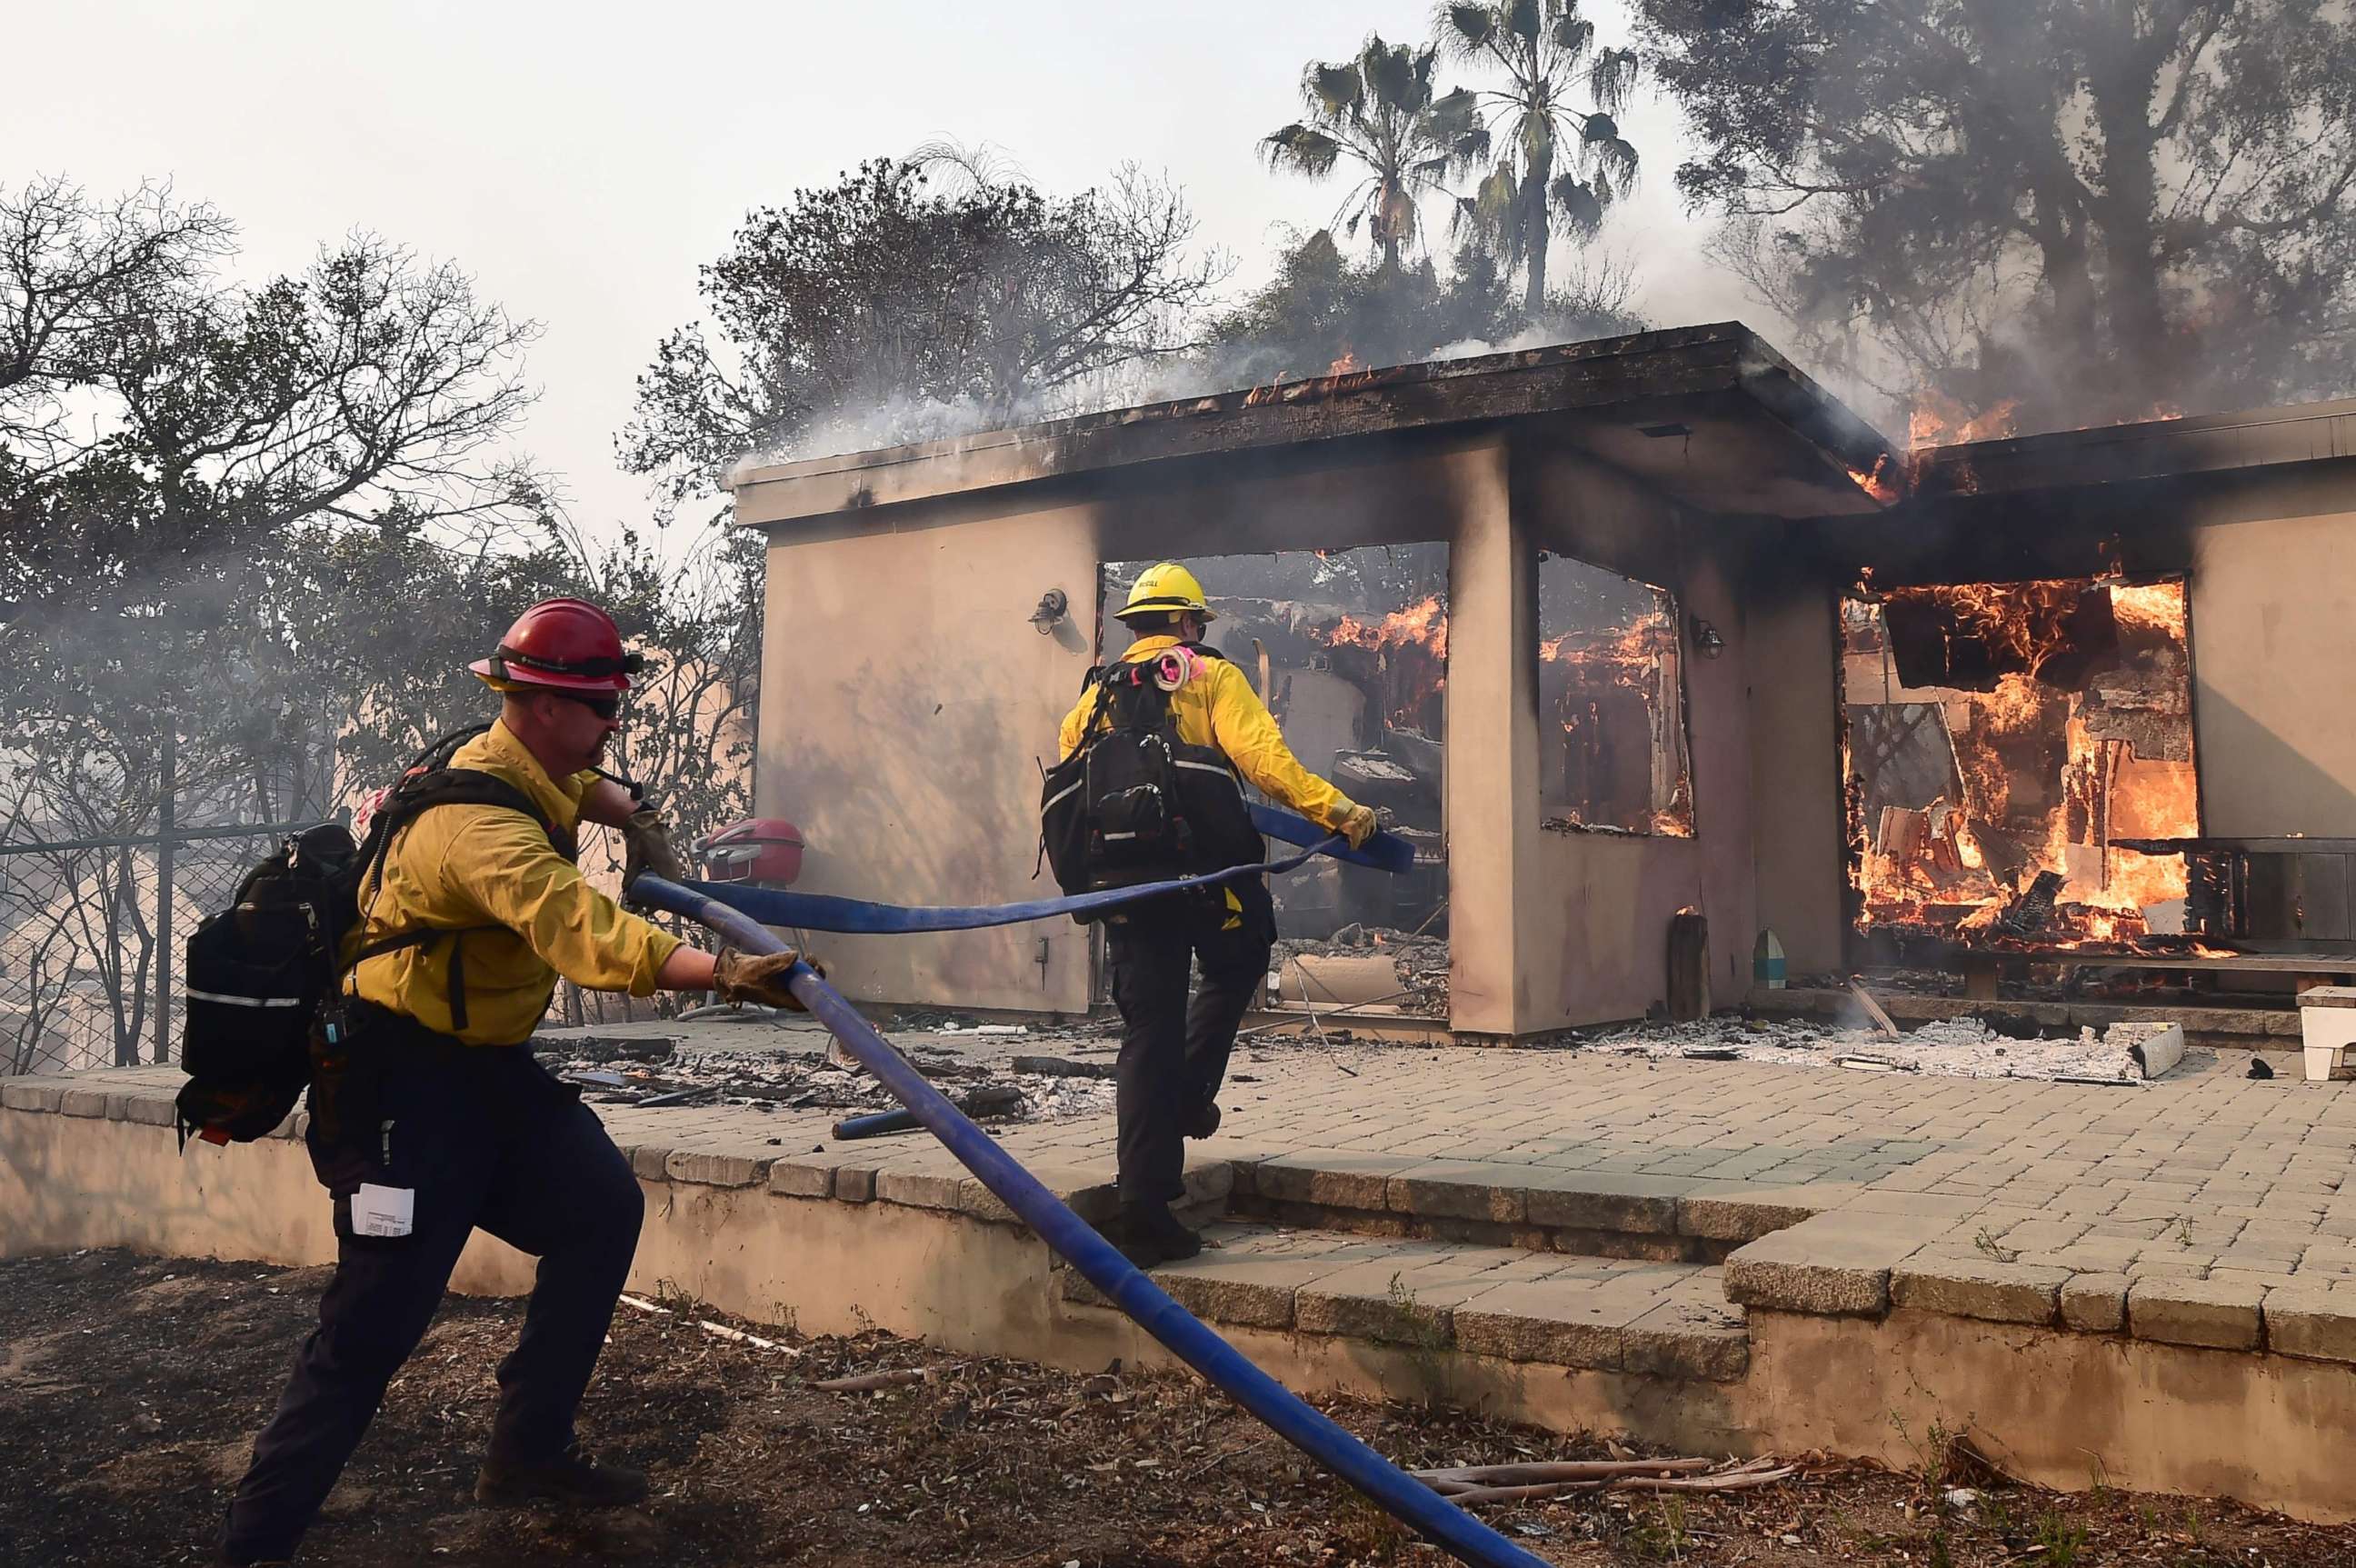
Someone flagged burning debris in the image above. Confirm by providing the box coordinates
[1539,558,1695,836]
[1844,576,2201,950]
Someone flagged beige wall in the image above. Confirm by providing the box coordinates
[1744,569,1847,975]
[1512,446,1763,1028]
[2190,505,2356,836]
[1440,436,1524,1034]
[757,493,1102,1013]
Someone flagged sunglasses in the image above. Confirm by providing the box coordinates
[555,691,623,722]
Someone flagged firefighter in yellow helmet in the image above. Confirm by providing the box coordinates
[218,598,814,1568]
[1057,564,1377,1266]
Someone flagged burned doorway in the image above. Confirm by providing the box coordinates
[1842,576,2200,946]
[1537,554,1697,838]
[1099,544,1449,1015]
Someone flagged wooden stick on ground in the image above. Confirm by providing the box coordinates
[698,1319,798,1354]
[1412,1458,1714,1486]
[814,1367,939,1393]
[1417,1457,1795,1508]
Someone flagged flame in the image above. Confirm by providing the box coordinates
[1845,576,2201,951]
[1908,392,2022,450]
[1848,454,1903,504]
[1542,605,1696,836]
[1329,594,1449,661]
[1242,352,1382,409]
[1303,593,1450,730]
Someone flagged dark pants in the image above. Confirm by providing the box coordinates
[221,1030,644,1564]
[1105,879,1274,1207]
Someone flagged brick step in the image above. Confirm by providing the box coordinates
[1059,1223,1748,1382]
[1220,1148,1837,1263]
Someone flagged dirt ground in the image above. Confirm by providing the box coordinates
[3,1252,2350,1568]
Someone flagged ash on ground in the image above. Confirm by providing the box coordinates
[1581,1015,2184,1084]
[533,1034,1118,1123]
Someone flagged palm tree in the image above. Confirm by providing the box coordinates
[1261,34,1488,275]
[1436,0,1640,315]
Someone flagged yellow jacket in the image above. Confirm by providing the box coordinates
[1057,635,1357,828]
[345,720,682,1045]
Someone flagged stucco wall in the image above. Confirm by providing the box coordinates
[1440,435,1524,1034]
[1512,444,1762,1029]
[757,494,1102,1014]
[1744,568,1847,975]
[2189,504,2356,836]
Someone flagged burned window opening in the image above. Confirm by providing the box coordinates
[1099,545,1450,1013]
[1536,555,1696,838]
[1842,576,2201,949]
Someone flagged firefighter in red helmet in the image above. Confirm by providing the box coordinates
[217,598,809,1568]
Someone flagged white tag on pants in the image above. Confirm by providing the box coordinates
[352,1183,415,1239]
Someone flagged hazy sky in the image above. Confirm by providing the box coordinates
[7,0,1756,545]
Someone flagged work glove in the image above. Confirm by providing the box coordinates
[1335,803,1381,851]
[621,803,689,889]
[713,947,819,1012]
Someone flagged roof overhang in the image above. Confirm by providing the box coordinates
[728,322,1898,528]
[1906,396,2356,500]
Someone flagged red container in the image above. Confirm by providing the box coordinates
[695,817,804,886]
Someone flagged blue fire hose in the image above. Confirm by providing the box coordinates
[628,874,1552,1568]
[676,803,1417,934]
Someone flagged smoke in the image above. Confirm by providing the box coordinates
[734,291,1658,472]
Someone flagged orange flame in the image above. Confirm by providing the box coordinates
[1909,392,2021,450]
[1845,577,2201,950]
[1848,454,1903,504]
[1328,594,1449,661]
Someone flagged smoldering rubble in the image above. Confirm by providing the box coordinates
[533,1034,1120,1124]
[1578,1014,2188,1084]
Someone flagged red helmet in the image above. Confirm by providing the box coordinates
[469,598,643,694]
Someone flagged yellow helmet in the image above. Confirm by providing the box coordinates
[1118,562,1217,624]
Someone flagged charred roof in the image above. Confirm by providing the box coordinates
[728,322,1898,528]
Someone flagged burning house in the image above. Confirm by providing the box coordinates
[1817,396,2356,991]
[729,326,2356,1036]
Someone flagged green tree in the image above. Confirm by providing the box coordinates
[621,159,1222,501]
[1261,34,1489,273]
[1209,228,1644,377]
[1638,0,2356,425]
[1436,1,1642,316]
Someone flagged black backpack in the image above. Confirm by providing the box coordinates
[1039,647,1264,920]
[175,724,575,1148]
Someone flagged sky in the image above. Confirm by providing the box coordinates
[5,0,1760,549]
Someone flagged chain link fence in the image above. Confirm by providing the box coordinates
[1,817,706,1078]
[0,821,314,1075]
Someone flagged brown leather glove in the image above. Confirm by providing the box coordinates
[712,947,814,1011]
[621,804,689,888]
[1335,802,1381,851]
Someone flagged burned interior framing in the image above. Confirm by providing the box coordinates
[1842,575,2201,950]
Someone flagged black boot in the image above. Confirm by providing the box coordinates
[474,1444,649,1508]
[1115,1202,1203,1268]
